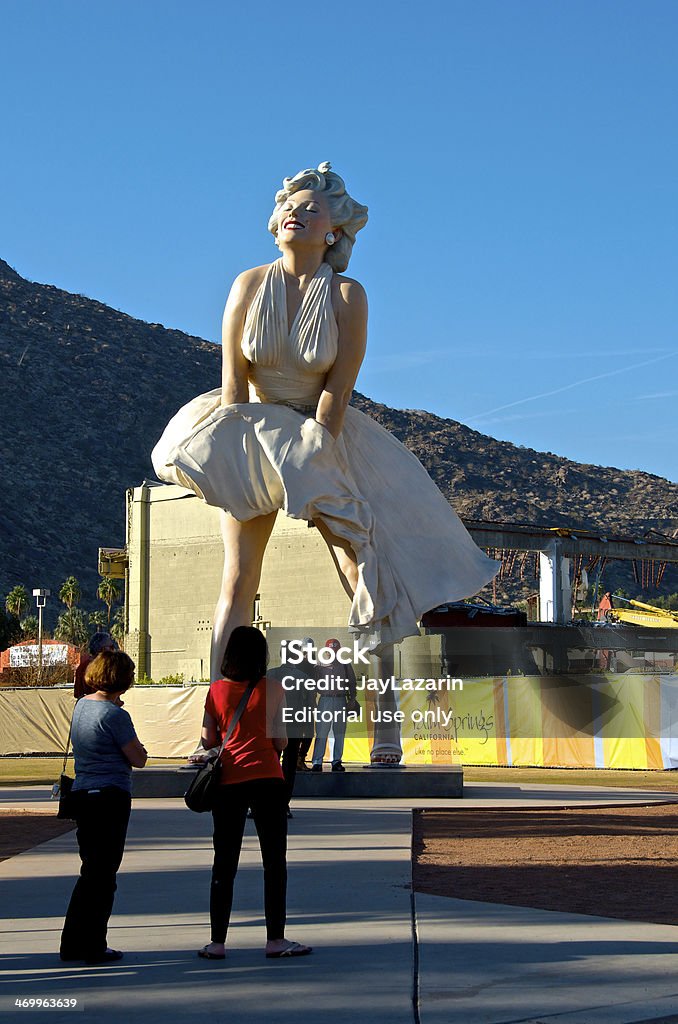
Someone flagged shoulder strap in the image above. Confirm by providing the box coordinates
[216,680,257,757]
[62,706,76,775]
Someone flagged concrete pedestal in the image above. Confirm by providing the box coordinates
[132,764,463,799]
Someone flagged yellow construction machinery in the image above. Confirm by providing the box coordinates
[608,596,678,629]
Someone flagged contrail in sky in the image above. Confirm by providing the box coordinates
[469,351,678,422]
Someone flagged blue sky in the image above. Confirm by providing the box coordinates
[2,0,677,481]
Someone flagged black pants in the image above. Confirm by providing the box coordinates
[210,778,287,943]
[298,736,313,763]
[281,738,303,805]
[60,786,131,959]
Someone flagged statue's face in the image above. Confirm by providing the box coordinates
[277,189,334,248]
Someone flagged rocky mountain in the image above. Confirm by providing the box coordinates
[350,393,678,535]
[1,256,677,623]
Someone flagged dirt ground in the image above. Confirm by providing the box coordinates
[0,810,75,863]
[413,803,678,925]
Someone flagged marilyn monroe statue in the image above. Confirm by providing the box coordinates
[152,162,498,763]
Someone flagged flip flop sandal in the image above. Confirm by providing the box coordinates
[266,942,313,959]
[198,946,226,960]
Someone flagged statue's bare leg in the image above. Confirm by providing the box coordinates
[315,519,402,766]
[185,511,278,764]
[314,519,359,596]
[368,647,402,765]
[210,509,278,682]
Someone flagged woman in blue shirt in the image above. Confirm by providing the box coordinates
[60,650,147,965]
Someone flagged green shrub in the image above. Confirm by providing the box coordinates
[157,672,184,686]
[133,673,186,686]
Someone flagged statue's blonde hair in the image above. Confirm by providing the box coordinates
[268,161,368,273]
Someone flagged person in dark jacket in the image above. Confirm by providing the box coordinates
[268,637,319,816]
[73,632,117,700]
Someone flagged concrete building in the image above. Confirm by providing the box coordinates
[117,481,377,681]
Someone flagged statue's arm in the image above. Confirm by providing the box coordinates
[221,271,255,405]
[315,278,368,438]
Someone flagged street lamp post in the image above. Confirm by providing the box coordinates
[32,589,50,679]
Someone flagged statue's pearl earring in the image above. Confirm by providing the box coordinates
[325,232,335,246]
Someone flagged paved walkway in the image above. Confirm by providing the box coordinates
[1,782,678,1023]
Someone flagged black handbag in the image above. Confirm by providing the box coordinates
[53,712,76,820]
[184,681,256,813]
[56,773,75,820]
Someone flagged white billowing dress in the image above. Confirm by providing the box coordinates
[152,258,498,649]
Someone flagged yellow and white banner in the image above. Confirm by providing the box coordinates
[2,675,677,769]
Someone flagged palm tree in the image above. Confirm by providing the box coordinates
[58,577,82,647]
[5,584,29,622]
[0,607,23,650]
[20,614,39,640]
[58,577,81,613]
[110,606,125,650]
[54,607,89,648]
[89,610,107,630]
[97,576,120,625]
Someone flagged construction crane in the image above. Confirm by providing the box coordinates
[604,595,678,629]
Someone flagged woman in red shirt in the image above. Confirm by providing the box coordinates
[198,626,312,960]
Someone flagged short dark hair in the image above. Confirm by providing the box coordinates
[220,626,268,684]
[85,650,135,694]
[89,631,116,656]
